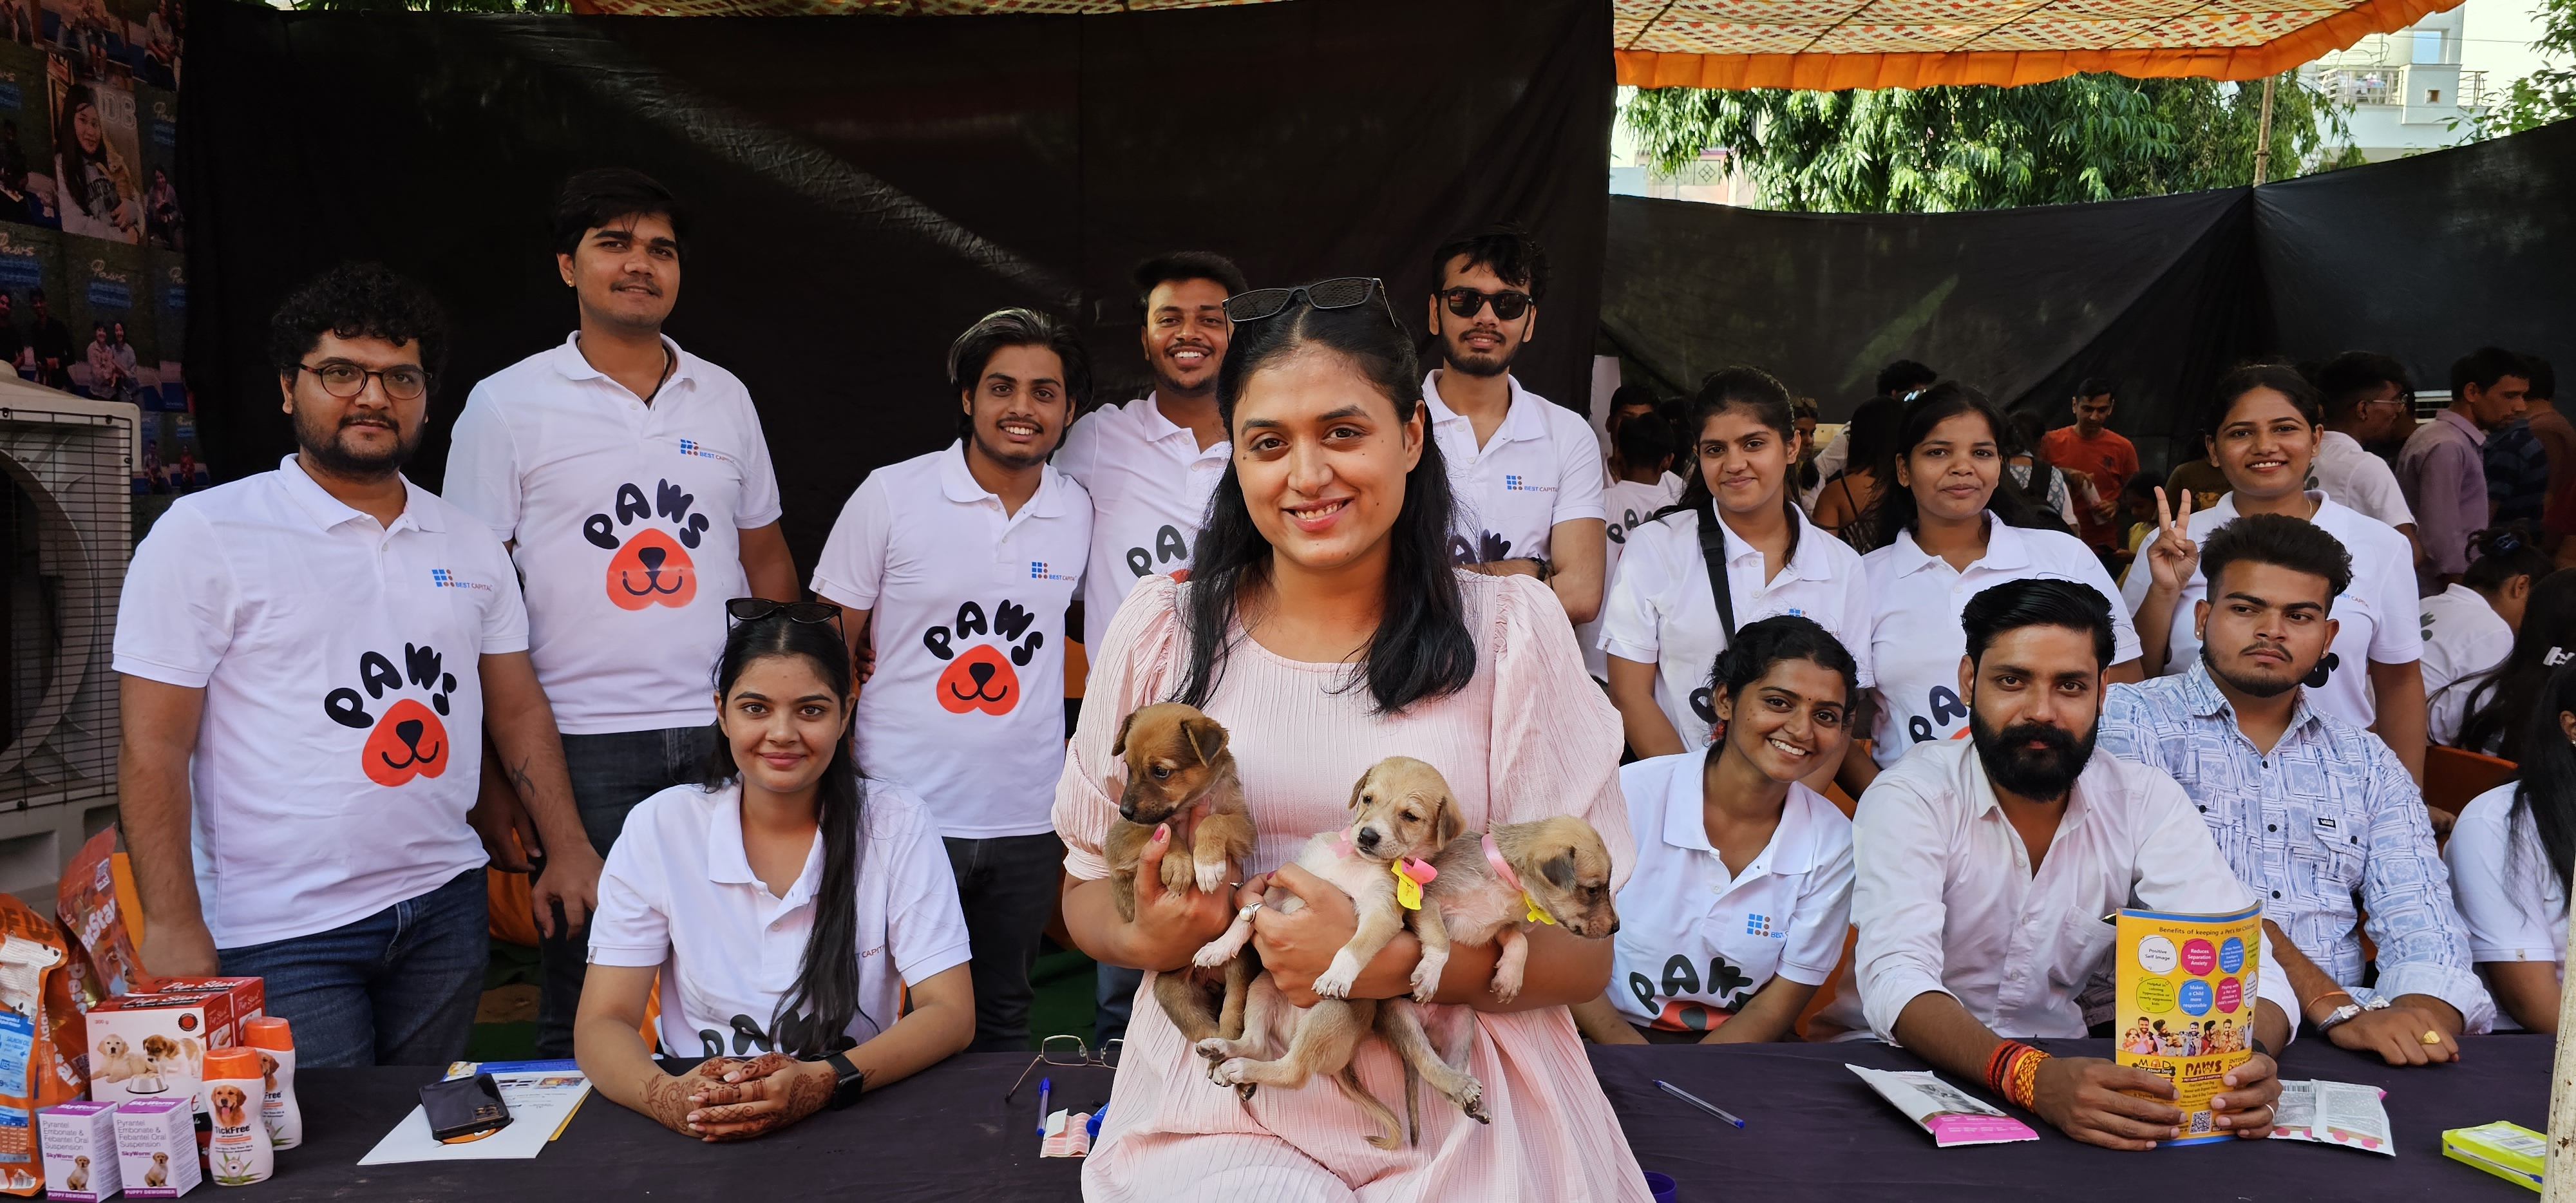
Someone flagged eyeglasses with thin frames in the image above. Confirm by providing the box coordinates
[298,361,428,401]
[1004,1034,1122,1101]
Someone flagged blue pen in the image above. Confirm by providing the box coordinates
[1036,1077,1052,1135]
[1654,1079,1745,1129]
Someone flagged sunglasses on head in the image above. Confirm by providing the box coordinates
[726,598,846,636]
[1222,277,1401,332]
[1439,287,1532,322]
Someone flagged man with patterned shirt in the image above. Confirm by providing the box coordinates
[2098,514,2493,1064]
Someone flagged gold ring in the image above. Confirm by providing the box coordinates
[2422,1030,2443,1045]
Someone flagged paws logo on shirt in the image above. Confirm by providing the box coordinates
[1628,953,1760,1032]
[1124,523,1193,583]
[322,643,456,787]
[583,480,710,611]
[1605,506,1649,546]
[1907,687,1971,743]
[1448,531,1511,566]
[923,598,1044,716]
[2303,651,2341,690]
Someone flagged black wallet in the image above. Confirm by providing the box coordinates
[421,1073,513,1143]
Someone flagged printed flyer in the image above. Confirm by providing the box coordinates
[2111,903,2261,1146]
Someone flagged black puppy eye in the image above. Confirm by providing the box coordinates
[1151,765,1170,779]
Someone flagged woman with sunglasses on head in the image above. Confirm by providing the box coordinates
[1843,384,2141,793]
[1599,367,1873,779]
[2447,570,2576,761]
[2444,659,2576,1032]
[2121,363,2430,781]
[2425,528,2557,747]
[574,600,975,1141]
[1055,278,1650,1200]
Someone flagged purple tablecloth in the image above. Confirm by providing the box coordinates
[215,1036,2552,1200]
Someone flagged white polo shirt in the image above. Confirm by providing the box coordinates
[1597,505,1875,750]
[2309,430,2416,532]
[444,333,783,735]
[810,443,1090,839]
[1609,751,1853,1032]
[2441,783,2564,1030]
[2420,584,2512,748]
[1862,519,2142,768]
[1578,475,1688,681]
[1054,394,1227,650]
[2120,491,2420,728]
[588,780,971,1057]
[1423,372,1607,566]
[112,457,527,948]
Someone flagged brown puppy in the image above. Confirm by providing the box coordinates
[1366,814,1622,1137]
[1101,703,1259,1045]
[1193,757,1463,1150]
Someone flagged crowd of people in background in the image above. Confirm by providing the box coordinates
[101,165,2574,1197]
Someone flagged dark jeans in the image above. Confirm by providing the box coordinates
[536,725,717,1057]
[218,869,487,1068]
[1095,963,1144,1044]
[943,832,1066,1053]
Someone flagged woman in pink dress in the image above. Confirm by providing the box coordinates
[1052,278,1650,1200]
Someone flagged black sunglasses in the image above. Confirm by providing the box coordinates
[1439,287,1532,322]
[1223,277,1401,330]
[726,598,845,636]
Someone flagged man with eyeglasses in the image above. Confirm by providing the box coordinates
[114,264,590,1067]
[1054,251,1243,1043]
[811,308,1092,1052]
[444,168,798,1057]
[2309,352,2420,563]
[1422,223,1608,624]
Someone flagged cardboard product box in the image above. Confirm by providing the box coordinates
[110,1103,194,1198]
[39,1102,118,1200]
[86,980,263,1114]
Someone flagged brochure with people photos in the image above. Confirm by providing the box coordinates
[1846,1065,2038,1148]
[2269,1080,2393,1155]
[2110,904,2262,1146]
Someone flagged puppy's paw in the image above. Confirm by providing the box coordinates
[1489,966,1525,1006]
[1194,1037,1238,1064]
[1193,935,1242,969]
[1160,848,1197,895]
[1215,1058,1260,1086]
[1410,951,1448,1002]
[1457,1075,1490,1124]
[1312,951,1363,998]
[1195,858,1229,895]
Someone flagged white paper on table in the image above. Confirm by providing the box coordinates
[2268,1079,2394,1155]
[357,1071,596,1164]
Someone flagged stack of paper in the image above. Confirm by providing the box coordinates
[2269,1080,2393,1155]
[1847,1065,2039,1148]
[357,1061,594,1165]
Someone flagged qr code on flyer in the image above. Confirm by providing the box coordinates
[2187,1109,2215,1135]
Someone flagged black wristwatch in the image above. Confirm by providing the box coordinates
[820,1050,866,1110]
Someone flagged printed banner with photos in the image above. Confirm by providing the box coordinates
[0,0,190,495]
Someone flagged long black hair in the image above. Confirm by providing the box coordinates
[694,611,869,1057]
[1661,365,1803,563]
[2458,569,2576,762]
[2464,524,2553,595]
[1870,383,2056,542]
[1174,285,1474,715]
[2510,660,2576,900]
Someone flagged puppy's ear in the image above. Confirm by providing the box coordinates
[1182,715,1228,766]
[1112,708,1141,757]
[1540,848,1577,889]
[1433,794,1464,848]
[1347,772,1370,811]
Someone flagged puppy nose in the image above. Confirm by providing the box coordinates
[1356,828,1380,849]
[1117,804,1138,821]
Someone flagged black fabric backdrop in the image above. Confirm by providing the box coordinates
[177,0,1613,568]
[1603,117,2576,478]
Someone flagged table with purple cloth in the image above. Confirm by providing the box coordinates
[214,1037,2548,1200]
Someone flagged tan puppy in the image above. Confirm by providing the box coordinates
[64,1157,86,1191]
[209,1084,250,1129]
[1101,703,1258,1045]
[93,1034,147,1082]
[1193,757,1463,1150]
[146,1153,168,1188]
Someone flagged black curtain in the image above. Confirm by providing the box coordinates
[178,0,1613,568]
[1602,118,2576,480]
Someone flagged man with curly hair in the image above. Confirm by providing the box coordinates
[113,263,592,1067]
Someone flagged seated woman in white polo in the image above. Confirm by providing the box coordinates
[574,600,975,1140]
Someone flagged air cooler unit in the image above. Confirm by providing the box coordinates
[0,380,136,900]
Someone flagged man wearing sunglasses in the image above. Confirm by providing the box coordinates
[444,168,799,1057]
[1422,224,1608,625]
[115,265,590,1068]
[1054,251,1244,1044]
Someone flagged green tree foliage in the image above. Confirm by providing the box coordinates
[1624,72,2363,213]
[2490,0,2576,133]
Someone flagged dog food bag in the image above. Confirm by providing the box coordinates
[56,833,157,1007]
[194,1052,265,1188]
[0,895,86,1196]
[232,1022,292,1151]
[111,1103,193,1198]
[39,1101,118,1201]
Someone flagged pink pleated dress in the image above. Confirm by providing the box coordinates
[1054,572,1653,1202]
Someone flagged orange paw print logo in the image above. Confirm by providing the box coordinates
[924,598,1044,716]
[585,480,711,611]
[324,643,455,788]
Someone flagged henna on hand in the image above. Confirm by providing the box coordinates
[694,1063,835,1142]
[640,1070,707,1139]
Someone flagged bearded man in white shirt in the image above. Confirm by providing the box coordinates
[1852,578,2291,1150]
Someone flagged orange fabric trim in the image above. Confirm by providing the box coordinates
[1616,0,2456,89]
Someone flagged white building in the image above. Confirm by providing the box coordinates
[2308,8,2491,161]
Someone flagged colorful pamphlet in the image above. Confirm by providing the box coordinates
[2268,1080,2392,1155]
[2443,1121,2545,1191]
[1039,1108,1094,1157]
[1846,1065,2039,1148]
[2110,903,2261,1146]
[357,1065,592,1164]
